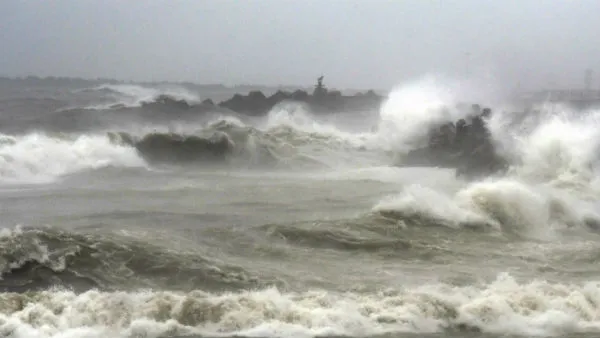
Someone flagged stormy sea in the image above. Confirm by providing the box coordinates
[2,77,600,338]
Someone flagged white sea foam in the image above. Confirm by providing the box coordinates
[0,133,145,184]
[1,274,600,338]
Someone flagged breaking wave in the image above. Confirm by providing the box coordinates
[86,84,202,109]
[369,77,600,239]
[0,133,144,184]
[0,109,381,184]
[0,226,274,293]
[1,217,599,338]
[373,178,600,240]
[2,272,600,337]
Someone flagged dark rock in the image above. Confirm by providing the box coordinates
[267,90,291,106]
[397,106,509,179]
[218,91,273,116]
[291,90,309,101]
[247,90,266,101]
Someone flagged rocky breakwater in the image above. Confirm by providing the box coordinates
[397,105,509,179]
[217,76,384,115]
[129,76,384,117]
[137,94,222,114]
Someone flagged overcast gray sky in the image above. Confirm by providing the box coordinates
[1,0,599,91]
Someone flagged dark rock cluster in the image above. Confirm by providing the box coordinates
[215,76,383,115]
[399,105,509,179]
[128,76,384,116]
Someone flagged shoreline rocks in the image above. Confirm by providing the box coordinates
[397,105,509,179]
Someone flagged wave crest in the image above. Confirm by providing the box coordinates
[108,131,238,165]
[373,177,600,239]
[91,84,202,108]
[0,133,144,184]
[0,226,273,293]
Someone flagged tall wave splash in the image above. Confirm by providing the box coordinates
[371,76,600,239]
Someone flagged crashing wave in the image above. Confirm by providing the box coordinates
[105,114,361,169]
[106,118,285,167]
[0,113,363,184]
[0,272,599,337]
[108,131,238,165]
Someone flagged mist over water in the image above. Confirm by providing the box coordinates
[2,75,600,338]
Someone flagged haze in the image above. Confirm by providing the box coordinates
[2,0,599,91]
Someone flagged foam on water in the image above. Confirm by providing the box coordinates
[2,273,600,338]
[0,133,145,184]
[374,176,600,239]
[509,108,600,190]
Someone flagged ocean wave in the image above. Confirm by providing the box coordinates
[0,226,274,293]
[0,115,359,184]
[110,111,389,170]
[0,132,145,184]
[6,77,600,226]
[89,84,203,109]
[108,130,239,165]
[106,120,320,169]
[375,77,600,184]
[0,273,599,337]
[372,177,600,240]
[361,76,600,239]
[260,221,412,253]
[6,78,600,187]
[0,108,384,184]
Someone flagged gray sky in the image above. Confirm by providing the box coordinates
[1,0,599,91]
